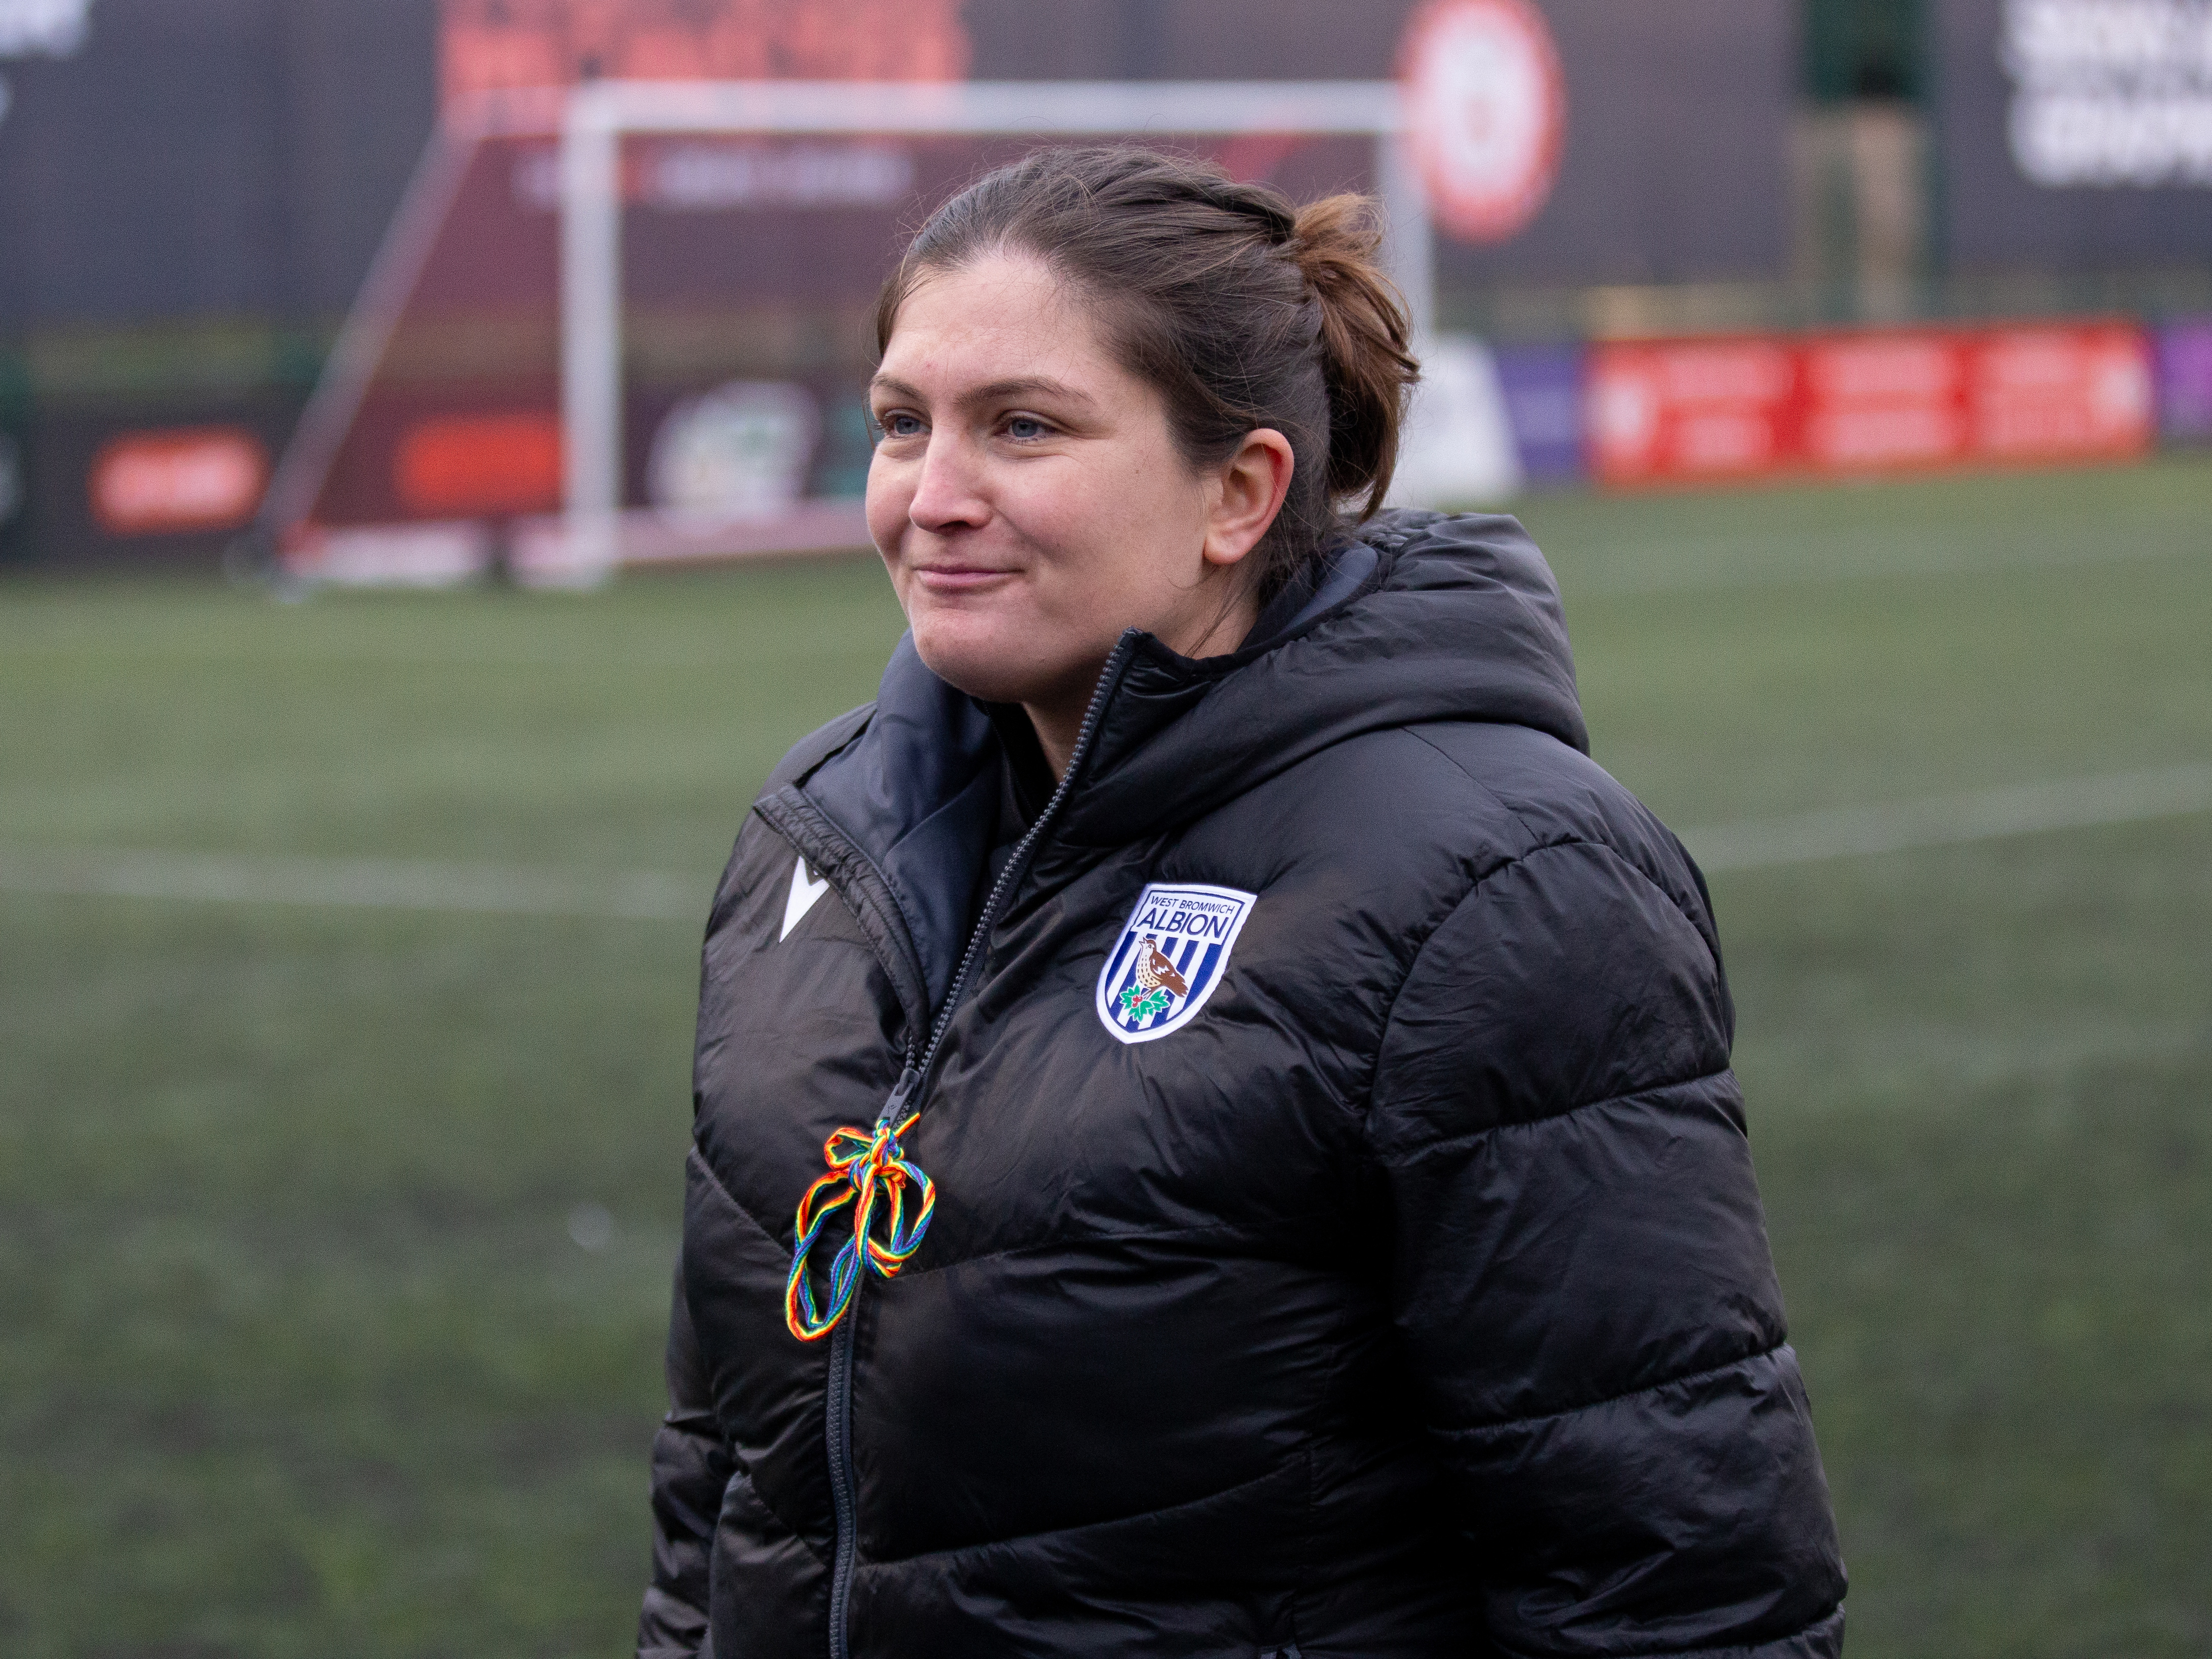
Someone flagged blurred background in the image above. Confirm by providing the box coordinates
[2,1,2208,1654]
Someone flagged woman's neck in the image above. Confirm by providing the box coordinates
[1024,589,1261,779]
[1021,695,1090,784]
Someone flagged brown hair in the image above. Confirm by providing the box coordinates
[872,146,1420,602]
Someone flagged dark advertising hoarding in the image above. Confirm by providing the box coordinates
[2163,315,2212,437]
[1935,0,2212,269]
[0,0,437,327]
[1428,0,1795,287]
[967,0,1796,288]
[0,0,437,563]
[443,0,1799,289]
[445,0,1798,288]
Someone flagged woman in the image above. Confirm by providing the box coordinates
[641,148,1845,1659]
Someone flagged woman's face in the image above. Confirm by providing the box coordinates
[867,253,1285,735]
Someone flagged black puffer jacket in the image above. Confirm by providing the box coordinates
[641,511,1845,1659]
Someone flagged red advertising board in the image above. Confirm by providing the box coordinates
[89,426,270,535]
[393,411,564,517]
[1589,320,2154,488]
[439,0,969,108]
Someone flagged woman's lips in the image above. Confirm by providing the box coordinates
[911,565,1018,592]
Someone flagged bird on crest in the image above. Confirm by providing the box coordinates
[1134,935,1189,999]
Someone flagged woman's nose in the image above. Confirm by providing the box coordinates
[905,435,989,531]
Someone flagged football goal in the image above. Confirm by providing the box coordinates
[264,78,1513,589]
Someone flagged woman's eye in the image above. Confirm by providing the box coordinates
[1005,416,1049,441]
[878,412,923,440]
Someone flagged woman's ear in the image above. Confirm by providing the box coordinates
[1201,429,1296,569]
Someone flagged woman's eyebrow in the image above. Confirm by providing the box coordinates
[966,376,1096,409]
[867,374,1097,411]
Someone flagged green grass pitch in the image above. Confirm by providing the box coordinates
[3,457,2208,1656]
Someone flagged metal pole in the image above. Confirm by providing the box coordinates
[587,77,1402,137]
[258,123,478,556]
[560,83,622,581]
[1375,128,1437,347]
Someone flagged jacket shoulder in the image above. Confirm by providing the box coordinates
[1217,717,1730,1032]
[1236,717,1708,925]
[696,703,875,939]
[758,701,874,799]
[1399,719,1721,954]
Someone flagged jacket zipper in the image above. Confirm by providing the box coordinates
[823,1060,910,1659]
[822,633,1139,1659]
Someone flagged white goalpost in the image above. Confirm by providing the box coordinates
[550,77,1437,583]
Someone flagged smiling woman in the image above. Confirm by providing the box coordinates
[642,148,1845,1659]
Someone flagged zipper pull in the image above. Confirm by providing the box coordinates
[875,1063,922,1130]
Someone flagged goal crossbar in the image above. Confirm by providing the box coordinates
[557,78,1429,573]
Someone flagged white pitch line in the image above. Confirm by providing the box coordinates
[0,846,702,921]
[3,765,2207,917]
[1684,765,2212,873]
[1557,525,2206,597]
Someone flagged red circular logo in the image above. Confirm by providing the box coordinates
[1398,0,1566,245]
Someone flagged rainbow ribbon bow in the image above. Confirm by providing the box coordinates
[784,1110,937,1342]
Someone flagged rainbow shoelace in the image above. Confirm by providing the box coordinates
[783,1112,937,1342]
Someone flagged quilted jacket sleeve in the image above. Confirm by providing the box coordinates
[637,1258,734,1659]
[1366,838,1846,1658]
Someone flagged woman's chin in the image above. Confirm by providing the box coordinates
[909,620,1045,706]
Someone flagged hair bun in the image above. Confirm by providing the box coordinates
[1288,195,1420,513]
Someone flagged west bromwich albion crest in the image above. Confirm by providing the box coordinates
[1095,883,1257,1045]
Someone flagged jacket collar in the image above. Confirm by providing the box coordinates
[1058,511,1585,845]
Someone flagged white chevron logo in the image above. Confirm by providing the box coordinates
[780,857,829,940]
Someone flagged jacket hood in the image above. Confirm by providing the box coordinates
[770,510,1583,1016]
[1060,509,1584,846]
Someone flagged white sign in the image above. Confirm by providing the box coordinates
[1387,333,1524,507]
[647,141,912,211]
[513,140,913,214]
[1398,0,1566,243]
[0,0,90,58]
[0,0,89,119]
[648,381,820,524]
[2004,0,2212,185]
